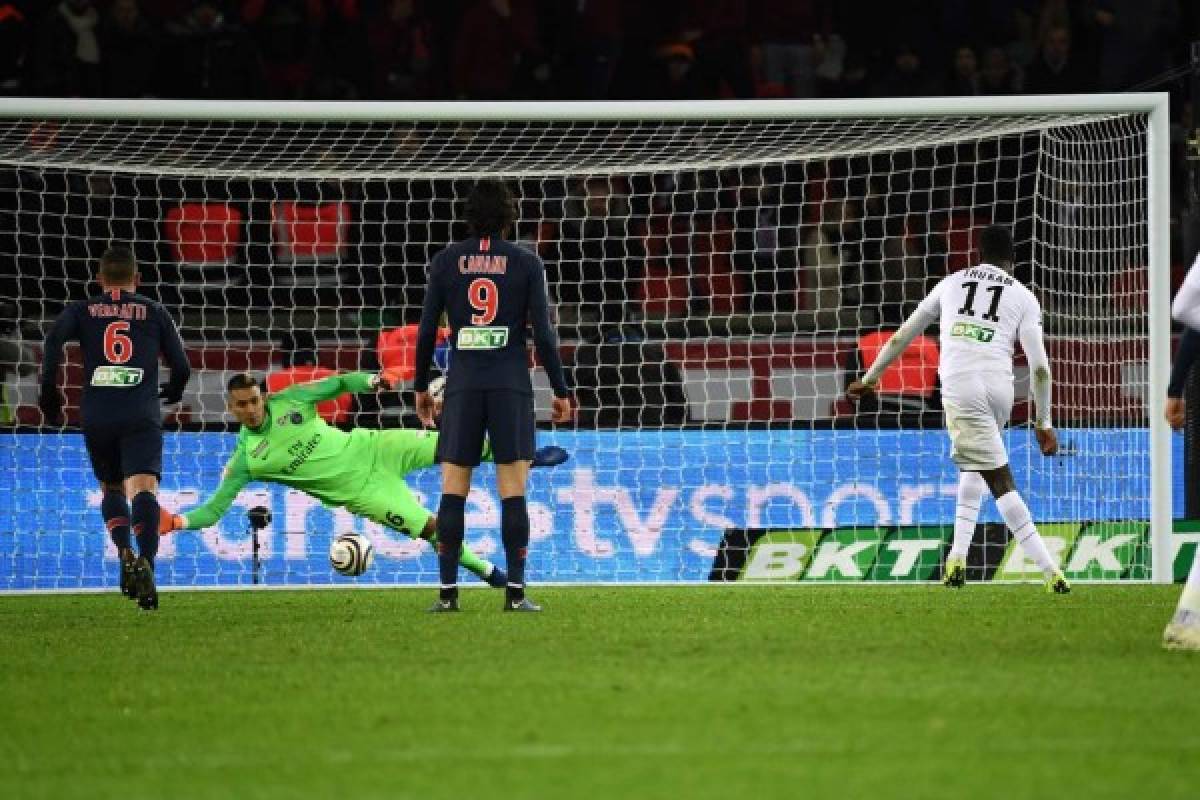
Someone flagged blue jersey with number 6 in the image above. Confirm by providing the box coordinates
[413,236,569,398]
[40,289,190,426]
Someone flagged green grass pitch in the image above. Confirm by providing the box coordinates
[1,586,1198,800]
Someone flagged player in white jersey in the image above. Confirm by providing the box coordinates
[1163,250,1200,650]
[848,226,1070,593]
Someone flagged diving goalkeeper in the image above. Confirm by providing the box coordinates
[159,371,568,587]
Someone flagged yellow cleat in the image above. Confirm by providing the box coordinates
[1045,570,1071,594]
[943,557,966,589]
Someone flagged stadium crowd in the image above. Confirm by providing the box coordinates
[1,1,1192,103]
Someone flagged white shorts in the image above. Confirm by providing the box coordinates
[941,372,1013,471]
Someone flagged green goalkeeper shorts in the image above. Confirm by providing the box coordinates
[342,429,439,539]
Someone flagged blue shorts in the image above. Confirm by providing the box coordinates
[83,417,163,483]
[437,389,535,466]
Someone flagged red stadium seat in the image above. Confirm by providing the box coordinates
[858,331,939,398]
[271,201,350,263]
[266,365,352,424]
[639,268,691,318]
[164,203,243,265]
[376,325,450,382]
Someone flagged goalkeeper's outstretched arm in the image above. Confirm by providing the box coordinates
[274,371,383,407]
[161,447,253,532]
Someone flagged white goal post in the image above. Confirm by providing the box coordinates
[0,94,1174,589]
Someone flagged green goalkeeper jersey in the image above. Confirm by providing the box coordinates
[182,372,382,530]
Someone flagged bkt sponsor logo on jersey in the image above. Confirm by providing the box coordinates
[950,321,995,343]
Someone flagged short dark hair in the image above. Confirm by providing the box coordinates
[464,179,517,236]
[99,246,137,283]
[979,225,1013,265]
[226,372,261,393]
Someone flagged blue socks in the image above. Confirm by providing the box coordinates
[101,490,131,554]
[130,491,160,565]
[436,494,466,601]
[501,496,529,601]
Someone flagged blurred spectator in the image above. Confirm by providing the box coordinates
[451,0,539,100]
[751,0,833,98]
[731,169,800,313]
[873,44,940,97]
[556,176,644,330]
[0,2,29,94]
[366,0,433,99]
[34,0,103,96]
[138,0,193,25]
[644,42,709,100]
[241,0,321,98]
[946,45,980,96]
[0,301,35,426]
[99,0,159,97]
[799,196,847,315]
[687,0,754,98]
[1093,0,1179,90]
[979,46,1022,94]
[166,2,262,99]
[570,0,623,99]
[1006,7,1038,73]
[1024,24,1092,94]
[311,0,369,99]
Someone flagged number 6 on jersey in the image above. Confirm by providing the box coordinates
[468,278,498,325]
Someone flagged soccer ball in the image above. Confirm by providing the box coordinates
[329,533,374,577]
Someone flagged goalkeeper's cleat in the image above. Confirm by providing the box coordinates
[1045,570,1071,594]
[532,445,569,468]
[942,557,966,589]
[119,549,137,599]
[428,597,460,613]
[503,597,542,613]
[484,564,508,589]
[133,557,158,611]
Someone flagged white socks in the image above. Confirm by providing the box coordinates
[1177,550,1200,618]
[950,471,987,560]
[996,490,1057,577]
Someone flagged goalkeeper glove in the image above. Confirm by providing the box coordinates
[159,507,185,534]
[371,368,407,391]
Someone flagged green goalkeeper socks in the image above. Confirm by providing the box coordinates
[424,528,492,580]
[458,544,492,579]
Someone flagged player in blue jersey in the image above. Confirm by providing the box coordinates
[39,247,191,610]
[413,179,572,612]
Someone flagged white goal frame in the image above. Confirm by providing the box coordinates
[0,93,1173,584]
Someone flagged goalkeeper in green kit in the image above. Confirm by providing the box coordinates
[159,371,568,587]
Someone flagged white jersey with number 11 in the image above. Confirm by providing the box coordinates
[915,262,1043,381]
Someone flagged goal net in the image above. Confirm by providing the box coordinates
[0,97,1175,591]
